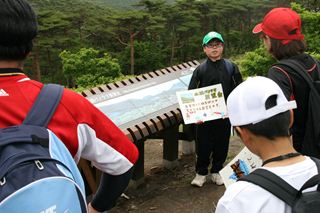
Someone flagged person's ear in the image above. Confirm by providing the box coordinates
[289,109,294,128]
[235,127,251,145]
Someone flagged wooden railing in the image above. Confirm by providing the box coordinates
[78,60,199,194]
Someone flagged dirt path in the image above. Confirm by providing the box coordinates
[109,136,243,213]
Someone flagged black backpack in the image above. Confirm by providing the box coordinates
[197,59,237,87]
[240,157,320,213]
[273,59,320,157]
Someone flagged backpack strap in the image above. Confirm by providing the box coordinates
[224,59,235,76]
[280,59,319,95]
[310,157,320,191]
[239,168,298,206]
[272,65,295,100]
[23,84,64,127]
[196,62,206,88]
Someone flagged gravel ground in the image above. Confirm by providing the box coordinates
[109,136,244,213]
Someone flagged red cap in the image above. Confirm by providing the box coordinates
[252,8,304,44]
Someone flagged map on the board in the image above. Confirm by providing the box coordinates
[94,74,192,126]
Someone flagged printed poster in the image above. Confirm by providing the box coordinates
[219,147,262,188]
[176,84,227,124]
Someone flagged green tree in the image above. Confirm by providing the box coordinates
[118,41,164,74]
[111,10,164,75]
[60,48,122,88]
[239,45,275,78]
[291,3,320,53]
[161,0,201,64]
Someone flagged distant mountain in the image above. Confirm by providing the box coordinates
[86,0,175,9]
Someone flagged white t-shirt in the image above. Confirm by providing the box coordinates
[216,157,318,213]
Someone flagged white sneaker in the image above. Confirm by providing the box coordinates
[191,174,207,187]
[211,173,224,186]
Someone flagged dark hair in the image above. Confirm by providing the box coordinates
[269,38,306,60]
[0,0,38,60]
[240,95,291,140]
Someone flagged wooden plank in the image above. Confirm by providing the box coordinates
[172,65,179,71]
[148,72,158,78]
[81,90,93,97]
[143,120,158,135]
[166,67,175,73]
[177,64,185,69]
[127,126,143,141]
[92,87,102,94]
[98,85,110,92]
[170,109,183,123]
[165,112,178,125]
[128,77,139,84]
[155,70,164,76]
[157,114,171,129]
[135,76,145,82]
[183,62,191,68]
[150,118,164,132]
[132,139,145,181]
[142,74,152,80]
[121,79,132,86]
[106,83,118,90]
[135,123,150,138]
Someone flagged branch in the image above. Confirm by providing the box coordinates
[117,36,128,46]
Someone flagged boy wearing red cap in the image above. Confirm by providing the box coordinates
[252,7,320,157]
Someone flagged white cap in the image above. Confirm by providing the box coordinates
[227,76,297,126]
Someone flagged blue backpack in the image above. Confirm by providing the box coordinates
[0,84,87,212]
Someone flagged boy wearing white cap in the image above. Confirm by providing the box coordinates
[215,76,318,213]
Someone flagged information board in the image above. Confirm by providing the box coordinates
[176,84,227,124]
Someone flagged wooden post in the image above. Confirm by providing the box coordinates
[162,125,179,168]
[132,139,145,182]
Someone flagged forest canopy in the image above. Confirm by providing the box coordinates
[26,0,320,89]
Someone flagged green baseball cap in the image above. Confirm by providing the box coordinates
[202,31,224,46]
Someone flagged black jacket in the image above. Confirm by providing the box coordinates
[268,53,320,152]
[188,58,242,100]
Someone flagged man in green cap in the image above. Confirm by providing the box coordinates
[188,31,242,187]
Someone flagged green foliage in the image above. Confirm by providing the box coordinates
[89,0,175,9]
[72,74,136,93]
[27,0,320,88]
[308,52,320,61]
[238,3,320,78]
[59,48,122,88]
[118,41,164,74]
[291,3,320,53]
[238,45,275,78]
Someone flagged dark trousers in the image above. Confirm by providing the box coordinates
[195,119,231,175]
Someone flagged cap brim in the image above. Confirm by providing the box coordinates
[252,23,263,34]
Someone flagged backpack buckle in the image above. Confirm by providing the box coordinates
[0,177,6,186]
[35,160,44,170]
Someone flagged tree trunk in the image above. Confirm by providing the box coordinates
[32,49,41,81]
[170,26,176,65]
[46,48,52,76]
[130,34,135,75]
[170,40,175,65]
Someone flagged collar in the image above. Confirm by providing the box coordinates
[0,68,24,76]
